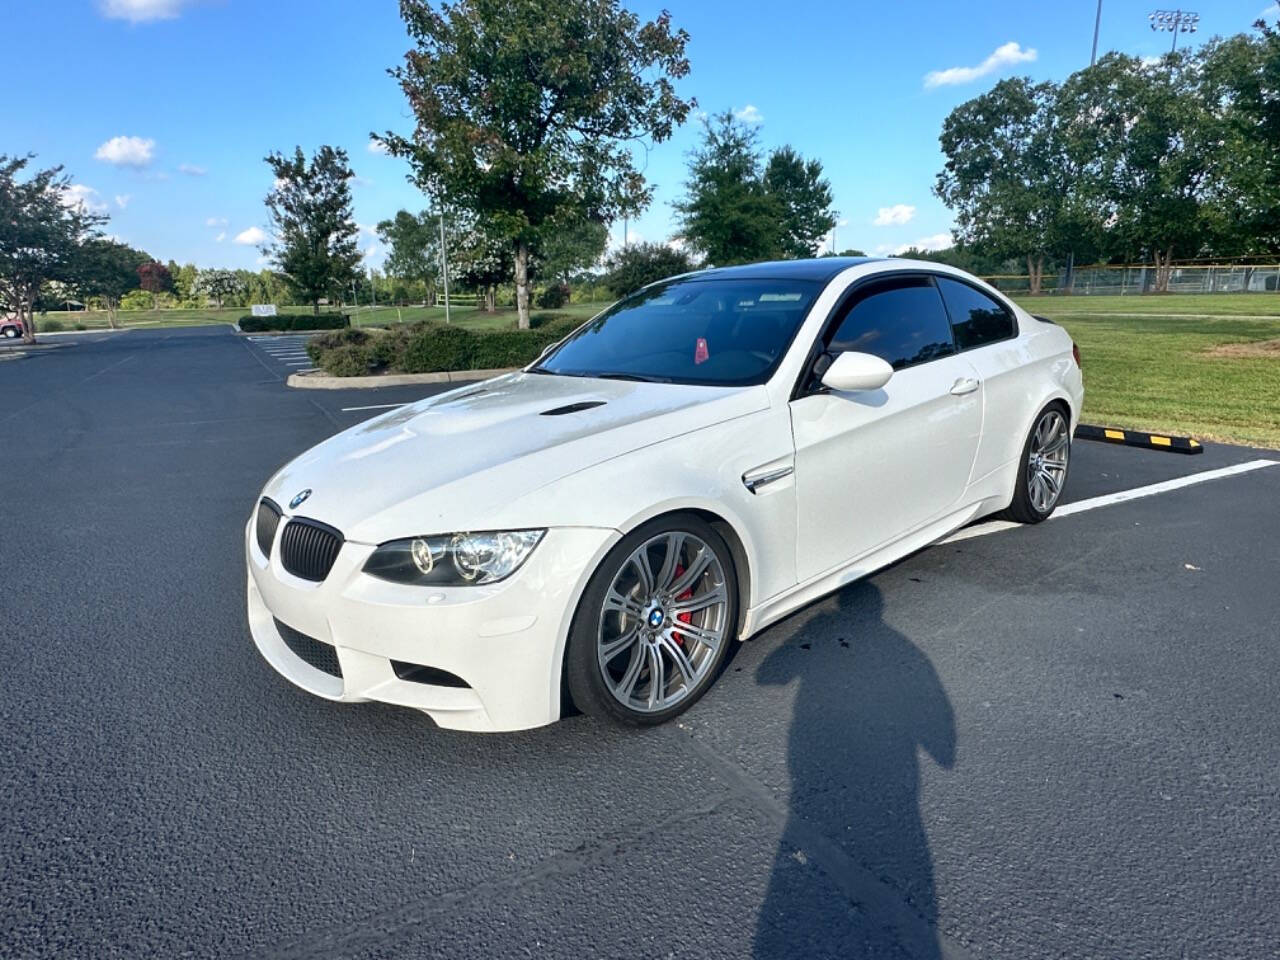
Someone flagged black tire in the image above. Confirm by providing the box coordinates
[566,513,739,726]
[1000,402,1072,524]
[1,327,17,339]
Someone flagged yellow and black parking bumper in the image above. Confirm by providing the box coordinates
[1075,424,1203,455]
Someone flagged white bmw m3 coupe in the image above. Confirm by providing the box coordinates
[246,257,1083,732]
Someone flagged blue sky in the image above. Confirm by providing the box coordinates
[8,0,1276,271]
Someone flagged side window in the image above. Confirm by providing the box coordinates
[826,278,955,370]
[936,277,1016,350]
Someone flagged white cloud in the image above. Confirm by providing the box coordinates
[837,218,849,228]
[895,233,953,255]
[357,223,379,238]
[1263,3,1280,17]
[61,184,109,214]
[115,194,131,210]
[100,0,195,22]
[205,216,228,227]
[214,232,226,243]
[234,226,268,246]
[733,104,763,124]
[255,255,271,266]
[367,138,389,155]
[924,42,1037,89]
[873,204,917,227]
[349,174,373,187]
[178,163,207,176]
[94,135,155,167]
[1140,54,1165,67]
[361,243,383,262]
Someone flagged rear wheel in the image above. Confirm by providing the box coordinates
[1001,404,1071,524]
[566,515,738,726]
[1,327,17,339]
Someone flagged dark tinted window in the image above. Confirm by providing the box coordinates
[936,277,1016,349]
[826,278,955,370]
[535,278,821,386]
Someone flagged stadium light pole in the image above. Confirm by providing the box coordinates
[1148,9,1200,54]
[1091,0,1103,66]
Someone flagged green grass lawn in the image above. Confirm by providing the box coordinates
[1014,295,1280,448]
[32,301,611,333]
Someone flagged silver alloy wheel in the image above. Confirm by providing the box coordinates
[597,531,729,714]
[1027,409,1070,513]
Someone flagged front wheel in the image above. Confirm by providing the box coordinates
[565,515,738,726]
[1001,404,1071,524]
[1,327,17,339]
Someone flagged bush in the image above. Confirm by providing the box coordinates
[307,313,586,377]
[239,313,349,332]
[535,283,571,309]
[42,319,65,332]
[74,322,88,331]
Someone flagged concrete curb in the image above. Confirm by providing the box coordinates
[287,367,521,390]
[1075,423,1204,455]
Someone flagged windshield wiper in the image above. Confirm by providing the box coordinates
[594,372,672,384]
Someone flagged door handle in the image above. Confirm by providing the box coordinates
[950,377,980,396]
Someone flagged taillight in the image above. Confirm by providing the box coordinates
[1072,342,1082,369]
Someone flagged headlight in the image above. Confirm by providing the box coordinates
[362,530,545,586]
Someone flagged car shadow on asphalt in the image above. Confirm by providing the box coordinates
[753,582,956,959]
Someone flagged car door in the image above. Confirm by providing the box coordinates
[789,275,983,582]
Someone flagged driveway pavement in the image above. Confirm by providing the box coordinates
[2,326,1277,959]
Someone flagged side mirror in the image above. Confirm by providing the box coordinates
[820,351,894,393]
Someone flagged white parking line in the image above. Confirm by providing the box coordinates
[340,402,406,412]
[943,459,1279,544]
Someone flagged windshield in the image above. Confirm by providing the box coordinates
[533,277,822,386]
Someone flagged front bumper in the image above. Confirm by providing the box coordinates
[245,517,618,732]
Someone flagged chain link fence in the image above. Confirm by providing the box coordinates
[981,263,1280,296]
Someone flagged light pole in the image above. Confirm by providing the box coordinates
[437,208,451,325]
[1148,9,1199,54]
[1091,0,1103,66]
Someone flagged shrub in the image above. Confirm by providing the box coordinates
[239,313,349,332]
[308,313,586,376]
[74,322,88,331]
[319,344,374,377]
[535,283,570,309]
[42,319,65,332]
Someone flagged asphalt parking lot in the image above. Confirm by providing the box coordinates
[2,326,1278,959]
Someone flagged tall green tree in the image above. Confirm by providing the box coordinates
[377,210,440,297]
[1058,53,1219,290]
[381,0,694,328]
[72,240,149,328]
[935,77,1102,295]
[0,154,105,343]
[674,112,836,265]
[540,218,609,284]
[263,146,362,313]
[674,113,776,265]
[764,147,837,259]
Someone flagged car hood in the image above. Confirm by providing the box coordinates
[264,372,768,542]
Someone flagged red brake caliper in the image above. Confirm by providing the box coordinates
[671,564,692,646]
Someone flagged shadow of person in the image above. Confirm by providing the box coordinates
[753,581,956,959]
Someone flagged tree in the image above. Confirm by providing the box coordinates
[934,77,1103,295]
[192,268,245,310]
[1057,53,1218,291]
[382,0,694,328]
[136,260,173,308]
[764,147,836,259]
[0,154,105,344]
[263,145,362,313]
[674,112,836,265]
[674,113,777,265]
[1201,22,1280,257]
[377,209,440,298]
[540,218,609,284]
[601,241,695,296]
[73,240,148,328]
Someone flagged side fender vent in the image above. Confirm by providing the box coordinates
[540,401,606,416]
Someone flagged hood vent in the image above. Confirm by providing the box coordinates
[433,387,488,406]
[540,400,607,416]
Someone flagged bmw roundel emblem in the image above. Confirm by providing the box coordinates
[648,608,665,629]
[289,489,312,510]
